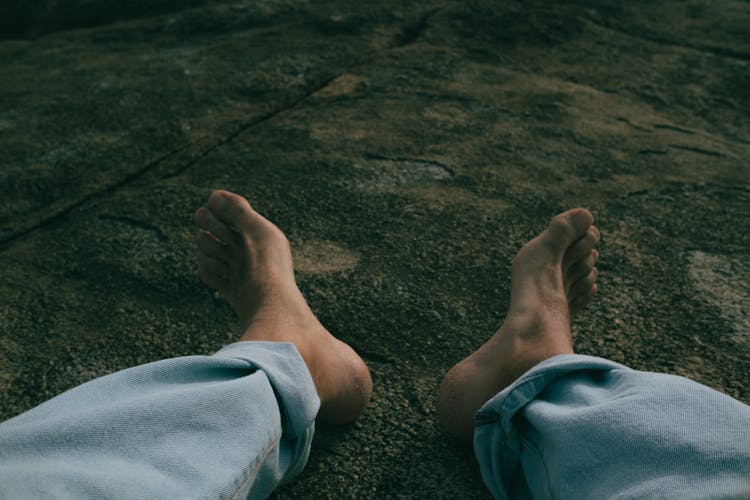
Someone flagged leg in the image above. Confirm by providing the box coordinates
[0,342,318,499]
[438,210,750,499]
[473,355,750,499]
[0,190,372,498]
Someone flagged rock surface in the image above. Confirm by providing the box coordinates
[1,0,749,497]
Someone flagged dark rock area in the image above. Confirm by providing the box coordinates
[1,1,749,497]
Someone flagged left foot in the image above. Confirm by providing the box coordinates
[195,190,372,424]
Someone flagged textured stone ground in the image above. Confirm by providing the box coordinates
[1,1,749,497]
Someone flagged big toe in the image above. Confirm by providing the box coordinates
[544,208,594,250]
[207,190,258,231]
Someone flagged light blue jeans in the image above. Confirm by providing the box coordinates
[474,354,750,499]
[2,346,749,498]
[0,341,319,499]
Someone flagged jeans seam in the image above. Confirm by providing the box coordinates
[228,430,283,500]
[520,435,556,500]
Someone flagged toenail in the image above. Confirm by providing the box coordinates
[213,192,228,208]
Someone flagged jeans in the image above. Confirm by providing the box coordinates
[0,341,318,499]
[474,354,750,499]
[2,346,749,498]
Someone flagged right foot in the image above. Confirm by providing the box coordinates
[437,209,600,441]
[195,190,372,425]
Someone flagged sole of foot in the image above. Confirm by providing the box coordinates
[437,208,600,441]
[195,189,372,425]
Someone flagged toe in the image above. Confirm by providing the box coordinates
[570,283,598,316]
[563,226,600,269]
[207,190,257,231]
[195,206,237,244]
[565,250,597,289]
[197,266,229,294]
[569,267,598,300]
[546,208,594,248]
[197,252,229,281]
[197,230,230,261]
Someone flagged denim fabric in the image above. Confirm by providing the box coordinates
[474,354,750,500]
[0,341,319,499]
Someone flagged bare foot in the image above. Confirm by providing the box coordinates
[437,209,600,441]
[194,190,372,425]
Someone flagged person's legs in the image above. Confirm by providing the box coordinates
[0,190,372,499]
[438,210,750,499]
